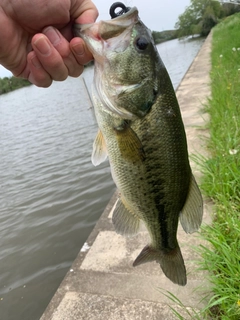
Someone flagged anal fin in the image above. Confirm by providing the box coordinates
[180,174,203,234]
[112,198,140,236]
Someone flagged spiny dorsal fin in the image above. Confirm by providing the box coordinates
[180,174,203,234]
[112,198,140,236]
[91,129,108,166]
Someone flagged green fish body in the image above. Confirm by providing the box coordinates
[75,7,203,286]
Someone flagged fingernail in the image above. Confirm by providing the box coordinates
[34,36,51,56]
[31,56,42,69]
[72,43,84,56]
[43,27,61,46]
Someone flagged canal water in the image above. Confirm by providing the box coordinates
[0,37,204,320]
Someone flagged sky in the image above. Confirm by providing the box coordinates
[0,0,190,78]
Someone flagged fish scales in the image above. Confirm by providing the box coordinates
[75,5,203,286]
[95,86,191,249]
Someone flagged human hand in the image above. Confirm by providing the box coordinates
[0,0,98,87]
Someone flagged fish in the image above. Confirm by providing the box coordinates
[74,4,203,286]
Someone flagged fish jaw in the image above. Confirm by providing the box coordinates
[74,7,139,63]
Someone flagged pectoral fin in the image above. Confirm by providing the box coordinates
[91,129,108,166]
[112,197,140,236]
[180,174,203,234]
[114,122,145,162]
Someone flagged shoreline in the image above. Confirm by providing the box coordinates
[0,77,31,95]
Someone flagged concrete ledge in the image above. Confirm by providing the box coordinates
[41,33,213,320]
[49,292,202,320]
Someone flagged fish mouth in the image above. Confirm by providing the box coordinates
[97,7,139,41]
[73,7,139,56]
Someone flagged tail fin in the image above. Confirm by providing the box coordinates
[133,245,187,286]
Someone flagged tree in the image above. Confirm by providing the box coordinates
[175,0,224,37]
[0,76,31,94]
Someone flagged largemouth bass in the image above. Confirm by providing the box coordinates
[75,4,203,286]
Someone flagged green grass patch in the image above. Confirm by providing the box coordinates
[160,13,240,320]
[197,13,240,319]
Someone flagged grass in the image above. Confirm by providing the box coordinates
[198,13,240,319]
[161,14,240,320]
[159,289,206,319]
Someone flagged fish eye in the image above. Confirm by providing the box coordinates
[135,37,148,51]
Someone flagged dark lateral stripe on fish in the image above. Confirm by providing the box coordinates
[155,202,169,249]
